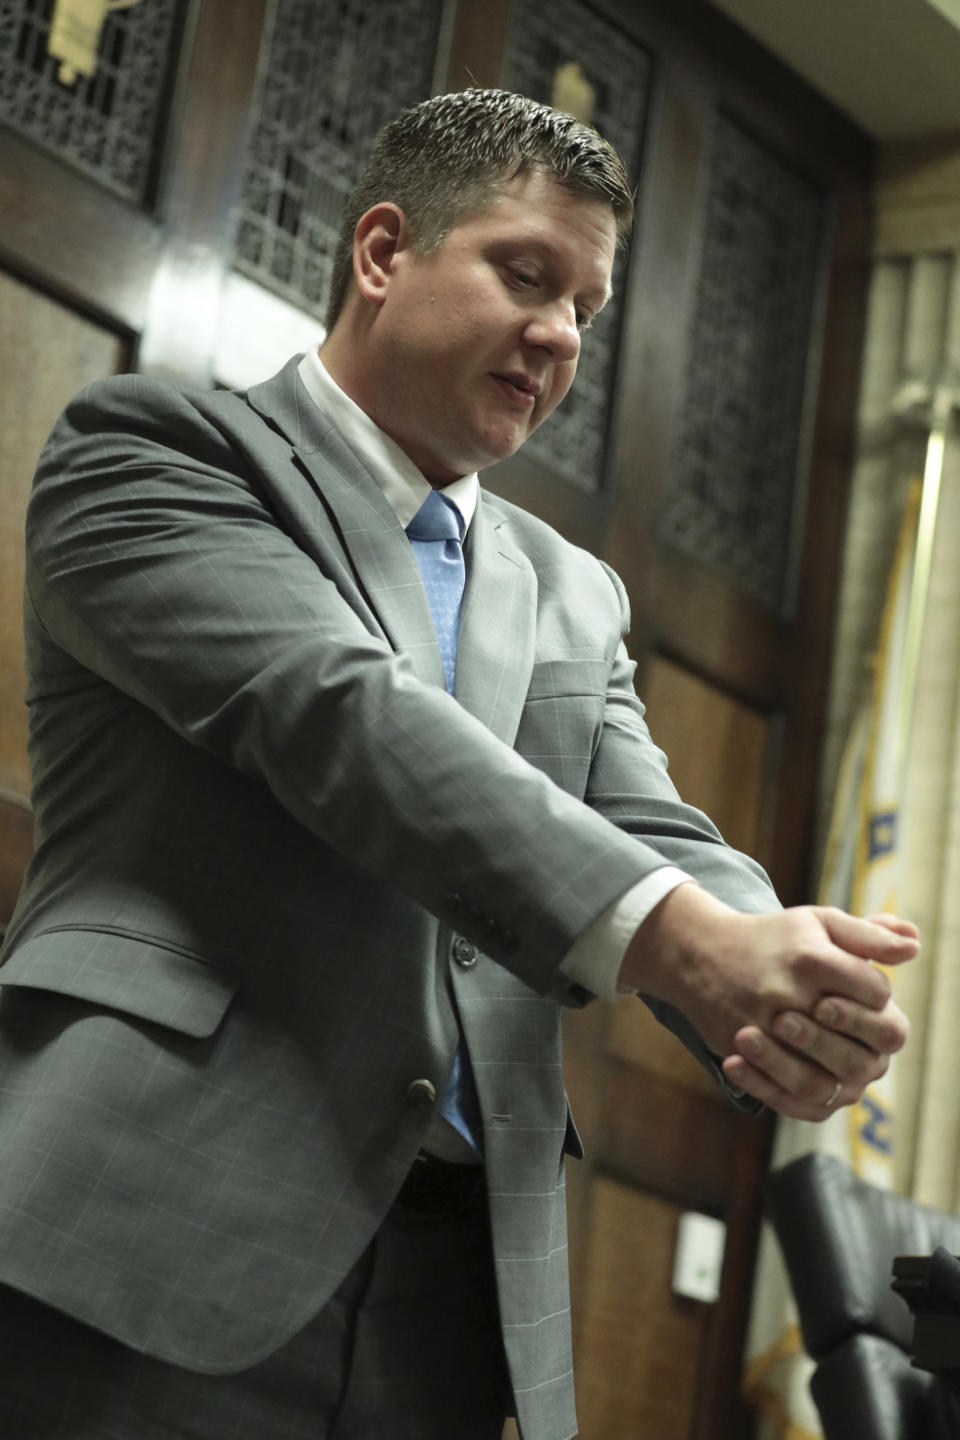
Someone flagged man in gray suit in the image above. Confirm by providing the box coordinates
[0,89,914,1439]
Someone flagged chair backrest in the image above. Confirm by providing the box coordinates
[766,1151,960,1358]
[765,1151,960,1440]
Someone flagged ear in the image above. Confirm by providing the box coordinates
[352,203,413,306]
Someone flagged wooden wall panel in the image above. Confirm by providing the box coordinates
[603,1058,738,1212]
[575,1176,706,1438]
[642,655,771,858]
[609,999,718,1096]
[0,790,32,932]
[0,270,125,799]
[0,129,161,335]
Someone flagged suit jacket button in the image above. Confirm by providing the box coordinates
[452,937,477,968]
[444,893,464,918]
[407,1078,437,1107]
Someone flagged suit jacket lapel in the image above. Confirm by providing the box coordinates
[244,362,538,729]
[456,495,537,747]
[245,361,445,690]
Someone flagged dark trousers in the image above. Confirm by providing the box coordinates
[0,1158,514,1439]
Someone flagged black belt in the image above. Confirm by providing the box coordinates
[393,1152,486,1217]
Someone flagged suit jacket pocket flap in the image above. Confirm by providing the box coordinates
[0,928,240,1038]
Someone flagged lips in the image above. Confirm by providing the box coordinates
[492,372,539,404]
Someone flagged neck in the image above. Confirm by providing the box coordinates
[317,326,370,413]
[318,328,466,490]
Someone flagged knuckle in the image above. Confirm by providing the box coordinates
[815,998,843,1028]
[876,1022,905,1055]
[847,1052,878,1087]
[848,1054,886,1091]
[793,939,819,968]
[799,1025,822,1056]
[775,1013,810,1049]
[865,1009,908,1054]
[796,1069,826,1103]
[792,951,820,989]
[890,1012,910,1051]
[872,968,892,1002]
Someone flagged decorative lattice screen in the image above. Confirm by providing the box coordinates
[0,0,183,205]
[503,0,651,494]
[660,112,824,612]
[233,0,442,320]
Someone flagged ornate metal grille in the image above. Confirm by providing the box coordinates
[659,112,825,612]
[233,0,442,320]
[0,0,183,205]
[503,0,651,494]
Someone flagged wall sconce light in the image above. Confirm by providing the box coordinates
[48,0,141,85]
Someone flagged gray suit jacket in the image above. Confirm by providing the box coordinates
[0,357,777,1440]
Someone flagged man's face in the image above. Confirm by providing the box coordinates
[369,171,618,485]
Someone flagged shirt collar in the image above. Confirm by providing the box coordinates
[297,347,478,533]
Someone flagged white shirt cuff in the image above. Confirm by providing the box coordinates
[561,867,695,1002]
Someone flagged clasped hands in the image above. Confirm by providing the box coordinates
[622,884,918,1121]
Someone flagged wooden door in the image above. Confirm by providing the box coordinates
[0,1,873,1434]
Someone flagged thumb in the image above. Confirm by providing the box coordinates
[863,912,920,946]
[814,906,920,966]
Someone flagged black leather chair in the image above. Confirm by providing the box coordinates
[766,1151,960,1440]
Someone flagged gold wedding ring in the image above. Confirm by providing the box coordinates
[825,1079,842,1108]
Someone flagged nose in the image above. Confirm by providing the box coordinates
[524,303,581,365]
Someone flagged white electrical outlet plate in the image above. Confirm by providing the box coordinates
[672,1211,727,1303]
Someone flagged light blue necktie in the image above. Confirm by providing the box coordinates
[405,490,465,693]
[406,490,483,1153]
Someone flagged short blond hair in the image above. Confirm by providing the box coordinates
[325,87,633,330]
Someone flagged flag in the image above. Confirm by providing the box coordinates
[743,479,922,1437]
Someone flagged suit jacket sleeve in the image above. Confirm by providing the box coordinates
[560,562,778,1096]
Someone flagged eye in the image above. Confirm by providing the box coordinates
[575,310,594,333]
[505,265,538,291]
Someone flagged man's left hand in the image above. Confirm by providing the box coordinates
[722,912,915,1120]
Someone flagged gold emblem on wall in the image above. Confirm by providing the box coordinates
[550,61,596,127]
[48,0,142,85]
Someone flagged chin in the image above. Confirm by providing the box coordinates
[479,428,535,468]
[439,421,534,477]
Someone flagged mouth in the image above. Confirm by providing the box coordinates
[491,372,539,406]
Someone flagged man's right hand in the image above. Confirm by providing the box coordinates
[619,884,917,1121]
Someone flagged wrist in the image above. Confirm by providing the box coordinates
[618,881,737,1005]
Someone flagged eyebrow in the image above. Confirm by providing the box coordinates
[499,235,615,310]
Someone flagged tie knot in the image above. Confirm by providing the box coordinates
[406,489,463,544]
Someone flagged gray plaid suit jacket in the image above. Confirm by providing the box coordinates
[0,356,777,1440]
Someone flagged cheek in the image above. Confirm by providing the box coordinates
[541,362,578,420]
